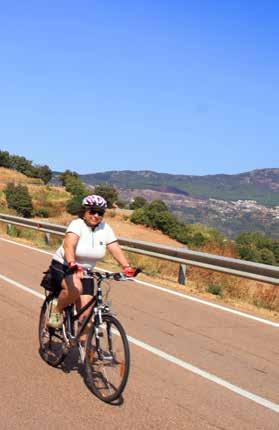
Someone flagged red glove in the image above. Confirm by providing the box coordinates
[123,266,136,277]
[68,261,83,272]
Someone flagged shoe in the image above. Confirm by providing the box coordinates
[47,298,63,329]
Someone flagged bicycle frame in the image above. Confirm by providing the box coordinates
[62,273,110,349]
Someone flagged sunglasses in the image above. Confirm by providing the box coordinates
[87,208,105,216]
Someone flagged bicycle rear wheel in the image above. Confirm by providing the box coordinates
[38,296,67,367]
[85,314,130,403]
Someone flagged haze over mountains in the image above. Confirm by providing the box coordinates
[52,168,279,239]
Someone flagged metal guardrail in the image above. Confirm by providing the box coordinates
[0,213,278,285]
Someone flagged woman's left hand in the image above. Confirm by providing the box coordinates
[123,266,137,277]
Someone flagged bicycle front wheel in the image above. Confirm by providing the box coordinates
[38,296,67,367]
[85,314,130,403]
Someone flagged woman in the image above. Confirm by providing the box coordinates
[47,194,135,329]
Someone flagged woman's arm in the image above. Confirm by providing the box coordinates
[107,241,130,269]
[63,232,80,264]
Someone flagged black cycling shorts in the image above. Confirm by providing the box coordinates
[49,260,68,293]
[49,260,94,295]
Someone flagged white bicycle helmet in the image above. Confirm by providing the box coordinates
[82,194,107,209]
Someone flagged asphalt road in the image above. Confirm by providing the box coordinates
[0,237,278,429]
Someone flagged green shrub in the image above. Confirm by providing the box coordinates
[131,207,150,225]
[259,248,277,265]
[7,224,20,237]
[116,199,129,209]
[130,199,214,249]
[130,196,147,210]
[35,208,50,218]
[4,183,33,218]
[66,194,84,215]
[192,232,207,247]
[65,176,89,196]
[207,284,223,296]
[236,232,278,265]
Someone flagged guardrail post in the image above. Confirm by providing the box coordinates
[178,263,187,285]
[45,232,51,245]
[7,223,12,235]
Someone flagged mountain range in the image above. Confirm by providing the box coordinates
[53,168,279,238]
[79,168,279,207]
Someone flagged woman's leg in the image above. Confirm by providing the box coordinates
[57,273,83,312]
[48,266,83,329]
[76,294,94,344]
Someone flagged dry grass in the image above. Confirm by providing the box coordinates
[0,168,71,217]
[0,167,43,184]
[31,186,70,216]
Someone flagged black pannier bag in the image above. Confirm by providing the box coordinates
[40,269,54,291]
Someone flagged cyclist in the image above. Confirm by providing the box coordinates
[47,194,135,331]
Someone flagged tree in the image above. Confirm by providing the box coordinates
[9,154,33,176]
[0,150,52,183]
[0,150,11,168]
[64,176,89,196]
[59,170,79,187]
[94,184,118,208]
[33,165,52,184]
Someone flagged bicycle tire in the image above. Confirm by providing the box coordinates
[38,295,67,367]
[85,314,130,403]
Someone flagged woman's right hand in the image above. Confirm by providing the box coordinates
[69,261,83,272]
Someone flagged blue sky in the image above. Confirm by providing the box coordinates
[0,1,278,175]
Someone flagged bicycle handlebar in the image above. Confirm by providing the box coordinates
[81,266,142,281]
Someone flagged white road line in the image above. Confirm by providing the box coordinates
[132,278,279,328]
[0,272,278,414]
[0,236,278,328]
[0,273,44,299]
[0,237,53,256]
[128,335,279,414]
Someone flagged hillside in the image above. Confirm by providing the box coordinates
[4,166,279,238]
[0,168,182,247]
[76,168,279,239]
[0,167,70,217]
[79,168,279,207]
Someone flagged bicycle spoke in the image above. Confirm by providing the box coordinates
[38,297,67,367]
[85,315,130,402]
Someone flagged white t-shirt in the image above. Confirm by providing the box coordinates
[53,218,117,267]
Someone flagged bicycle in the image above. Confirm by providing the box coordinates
[38,265,141,403]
